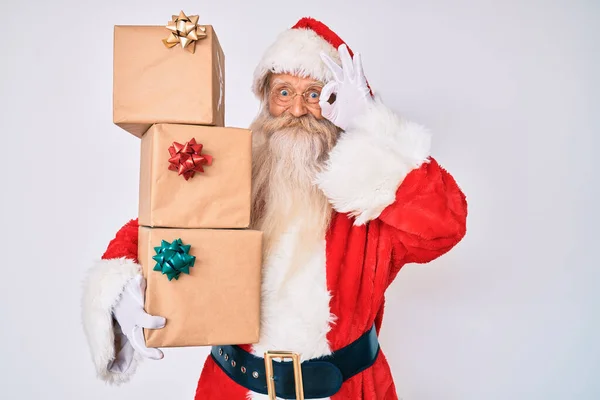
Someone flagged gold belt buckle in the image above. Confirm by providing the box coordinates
[264,351,304,400]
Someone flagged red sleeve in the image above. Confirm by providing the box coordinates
[379,158,467,270]
[101,218,140,262]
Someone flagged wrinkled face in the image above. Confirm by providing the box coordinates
[250,72,342,256]
[267,73,325,119]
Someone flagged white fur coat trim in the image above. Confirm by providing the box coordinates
[249,216,332,400]
[252,28,340,97]
[315,99,432,225]
[81,257,141,384]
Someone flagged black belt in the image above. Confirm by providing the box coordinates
[211,324,380,399]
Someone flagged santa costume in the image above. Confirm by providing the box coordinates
[82,17,468,400]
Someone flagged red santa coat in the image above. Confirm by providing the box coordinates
[82,100,467,399]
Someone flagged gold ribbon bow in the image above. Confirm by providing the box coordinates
[162,11,207,54]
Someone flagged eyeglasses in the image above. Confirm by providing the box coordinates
[269,84,323,107]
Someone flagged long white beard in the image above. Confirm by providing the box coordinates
[249,110,340,276]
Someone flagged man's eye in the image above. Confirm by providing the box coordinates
[280,89,289,96]
[309,91,319,99]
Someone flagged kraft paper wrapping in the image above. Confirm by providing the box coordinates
[139,227,262,347]
[139,124,251,228]
[113,25,225,138]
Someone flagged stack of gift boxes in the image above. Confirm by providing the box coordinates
[113,12,262,347]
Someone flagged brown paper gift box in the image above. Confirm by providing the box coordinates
[139,226,262,347]
[113,25,225,138]
[139,124,251,228]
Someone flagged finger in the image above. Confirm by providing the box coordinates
[338,44,355,80]
[320,51,344,82]
[319,81,338,120]
[319,81,338,104]
[319,100,334,120]
[353,52,366,83]
[319,97,339,123]
[137,311,166,329]
[131,326,164,360]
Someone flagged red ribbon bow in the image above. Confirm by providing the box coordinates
[168,138,213,180]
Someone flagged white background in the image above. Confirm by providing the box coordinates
[0,0,598,399]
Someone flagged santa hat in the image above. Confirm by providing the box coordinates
[252,17,356,98]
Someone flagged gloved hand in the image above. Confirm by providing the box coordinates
[319,44,374,131]
[108,274,166,373]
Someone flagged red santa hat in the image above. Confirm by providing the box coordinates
[252,17,356,98]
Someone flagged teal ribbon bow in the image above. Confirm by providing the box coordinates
[152,238,196,281]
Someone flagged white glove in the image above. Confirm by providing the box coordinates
[108,274,166,373]
[319,44,374,131]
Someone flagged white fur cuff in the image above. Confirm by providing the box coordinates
[81,258,141,384]
[315,99,432,225]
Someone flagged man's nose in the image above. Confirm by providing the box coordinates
[288,95,308,117]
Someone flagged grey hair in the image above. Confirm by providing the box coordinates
[259,72,273,106]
